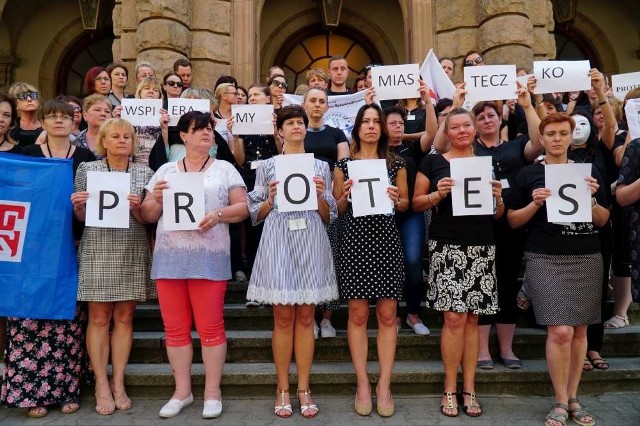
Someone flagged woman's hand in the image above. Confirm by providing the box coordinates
[387,185,400,205]
[198,210,220,232]
[516,81,532,108]
[590,68,605,94]
[364,88,376,105]
[313,176,326,198]
[267,180,279,207]
[491,179,503,199]
[586,176,600,195]
[341,179,353,201]
[531,187,552,207]
[226,116,234,134]
[159,109,170,129]
[113,105,122,118]
[128,194,142,211]
[418,80,431,104]
[452,83,466,109]
[70,191,89,210]
[152,179,168,204]
[436,177,454,198]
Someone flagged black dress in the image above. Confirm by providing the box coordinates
[334,156,405,300]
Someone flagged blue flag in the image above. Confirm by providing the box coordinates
[0,153,78,320]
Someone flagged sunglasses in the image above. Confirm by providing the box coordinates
[464,57,483,67]
[271,80,288,89]
[71,106,82,113]
[17,92,39,100]
[365,63,382,71]
[166,80,184,88]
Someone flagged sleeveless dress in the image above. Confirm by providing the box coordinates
[334,156,405,300]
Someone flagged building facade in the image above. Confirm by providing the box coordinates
[1,0,639,98]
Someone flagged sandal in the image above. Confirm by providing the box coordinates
[603,314,628,329]
[583,357,594,372]
[95,391,116,415]
[568,398,596,426]
[297,388,318,418]
[60,400,80,414]
[111,385,132,411]
[274,388,293,418]
[587,355,609,370]
[545,402,569,426]
[27,406,48,418]
[440,391,458,417]
[458,391,482,417]
[517,288,531,310]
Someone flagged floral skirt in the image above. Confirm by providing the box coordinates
[1,304,86,408]
[426,240,498,315]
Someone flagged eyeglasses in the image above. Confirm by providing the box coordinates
[464,56,483,67]
[364,63,382,71]
[16,92,39,100]
[225,90,238,95]
[94,76,111,82]
[166,80,184,88]
[71,106,82,113]
[271,80,288,89]
[44,114,72,121]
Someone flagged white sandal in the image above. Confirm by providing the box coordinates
[603,314,629,329]
[274,389,293,418]
[298,388,318,418]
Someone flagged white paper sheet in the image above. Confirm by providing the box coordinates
[274,153,318,213]
[545,163,592,223]
[85,171,131,228]
[162,173,205,231]
[449,157,494,216]
[347,159,393,217]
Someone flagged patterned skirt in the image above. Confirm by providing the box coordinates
[426,240,498,315]
[524,252,602,326]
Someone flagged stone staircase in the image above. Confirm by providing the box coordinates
[125,281,640,398]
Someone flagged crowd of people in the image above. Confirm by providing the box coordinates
[0,50,639,426]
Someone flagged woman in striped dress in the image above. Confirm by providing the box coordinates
[246,105,338,419]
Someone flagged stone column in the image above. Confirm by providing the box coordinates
[191,0,232,90]
[406,0,434,63]
[231,0,257,86]
[0,55,18,89]
[113,0,193,92]
[433,0,555,80]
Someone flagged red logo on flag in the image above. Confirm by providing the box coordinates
[0,201,30,262]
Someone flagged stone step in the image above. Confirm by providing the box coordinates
[129,326,640,364]
[133,302,640,332]
[120,357,640,398]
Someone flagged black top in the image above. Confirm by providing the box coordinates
[238,134,279,191]
[509,162,607,255]
[403,107,426,136]
[326,89,353,96]
[0,143,22,154]
[473,135,529,205]
[10,126,43,147]
[419,154,496,245]
[568,140,613,203]
[304,125,348,171]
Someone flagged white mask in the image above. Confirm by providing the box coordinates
[571,114,590,146]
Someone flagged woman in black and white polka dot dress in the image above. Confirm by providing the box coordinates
[333,104,408,418]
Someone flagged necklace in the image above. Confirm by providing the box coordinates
[45,142,72,159]
[182,155,210,172]
[106,158,130,172]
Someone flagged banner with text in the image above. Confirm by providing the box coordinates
[464,65,517,103]
[533,60,591,94]
[167,98,210,126]
[371,64,421,101]
[232,104,274,135]
[121,98,163,127]
[611,71,640,102]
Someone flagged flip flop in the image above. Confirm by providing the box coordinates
[587,356,609,370]
[583,357,594,372]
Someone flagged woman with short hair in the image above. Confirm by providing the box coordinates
[141,111,248,419]
[508,113,608,426]
[0,92,20,154]
[246,105,338,418]
[106,63,129,107]
[84,66,111,97]
[74,94,112,156]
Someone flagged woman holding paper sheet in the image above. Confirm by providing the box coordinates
[508,113,608,426]
[71,118,154,415]
[2,99,96,418]
[413,107,503,418]
[333,103,408,418]
[140,110,248,419]
[246,105,338,419]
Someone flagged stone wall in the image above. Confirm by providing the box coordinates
[112,0,232,92]
[434,0,556,81]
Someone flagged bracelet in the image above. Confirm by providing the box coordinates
[598,99,608,106]
[216,210,223,223]
[592,197,598,209]
[428,192,439,206]
[496,198,504,206]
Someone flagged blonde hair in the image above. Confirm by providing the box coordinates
[135,77,162,99]
[305,68,330,85]
[8,82,40,99]
[215,83,235,101]
[95,118,138,157]
[82,94,112,113]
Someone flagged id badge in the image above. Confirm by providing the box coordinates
[251,160,263,170]
[288,218,307,231]
[500,178,510,189]
[406,114,415,121]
